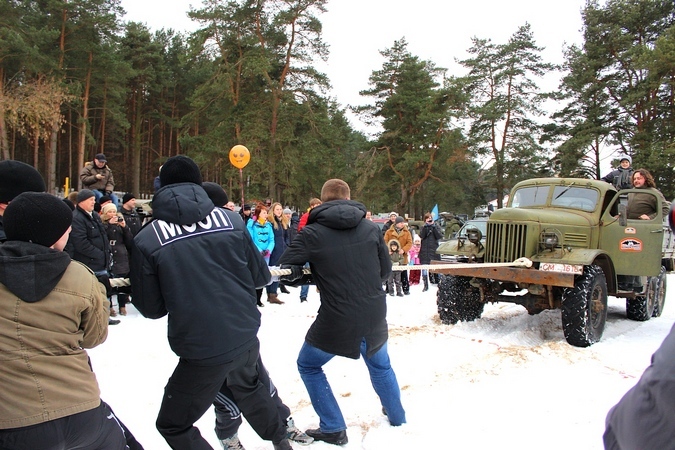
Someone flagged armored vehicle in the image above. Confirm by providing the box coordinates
[434,178,675,347]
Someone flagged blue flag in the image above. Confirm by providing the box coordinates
[431,204,439,221]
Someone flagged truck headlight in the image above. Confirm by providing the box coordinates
[540,231,559,250]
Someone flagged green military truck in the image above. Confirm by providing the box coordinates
[434,177,675,347]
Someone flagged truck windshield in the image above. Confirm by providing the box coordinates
[511,186,549,208]
[550,186,599,211]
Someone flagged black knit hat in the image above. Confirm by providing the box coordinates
[77,189,96,203]
[202,182,229,207]
[98,194,112,205]
[122,193,135,204]
[4,192,73,247]
[0,160,46,203]
[159,155,203,187]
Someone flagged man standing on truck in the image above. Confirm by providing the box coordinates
[626,168,670,220]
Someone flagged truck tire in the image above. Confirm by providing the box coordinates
[561,265,608,347]
[626,275,657,321]
[436,275,484,325]
[652,266,667,318]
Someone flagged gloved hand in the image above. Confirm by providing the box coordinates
[105,190,112,195]
[261,250,270,258]
[279,264,304,284]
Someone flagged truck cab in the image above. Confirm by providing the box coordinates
[434,178,674,347]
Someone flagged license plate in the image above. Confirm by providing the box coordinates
[539,263,583,274]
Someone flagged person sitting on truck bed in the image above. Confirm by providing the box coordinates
[626,168,670,220]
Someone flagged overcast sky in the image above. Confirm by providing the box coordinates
[120,0,586,126]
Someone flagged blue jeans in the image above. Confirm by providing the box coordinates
[297,340,406,432]
[300,284,309,299]
[267,280,279,295]
[93,188,119,207]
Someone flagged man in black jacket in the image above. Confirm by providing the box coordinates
[278,179,406,446]
[69,189,111,274]
[129,155,293,450]
[69,189,119,326]
[119,193,143,236]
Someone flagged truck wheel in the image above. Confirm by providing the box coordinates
[436,275,484,325]
[561,265,608,347]
[651,266,667,318]
[626,276,656,321]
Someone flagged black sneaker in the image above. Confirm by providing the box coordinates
[305,429,347,446]
[300,297,307,302]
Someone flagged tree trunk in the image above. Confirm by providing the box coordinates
[77,51,93,192]
[0,71,9,160]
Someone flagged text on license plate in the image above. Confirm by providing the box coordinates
[539,263,583,274]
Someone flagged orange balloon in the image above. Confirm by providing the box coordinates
[229,145,250,169]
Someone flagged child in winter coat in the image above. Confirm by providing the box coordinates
[408,235,421,286]
[388,239,404,296]
[601,155,634,190]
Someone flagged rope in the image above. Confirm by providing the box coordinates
[268,258,532,276]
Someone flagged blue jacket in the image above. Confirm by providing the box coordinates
[130,183,270,362]
[247,219,275,259]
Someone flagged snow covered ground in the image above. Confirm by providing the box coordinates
[89,275,675,450]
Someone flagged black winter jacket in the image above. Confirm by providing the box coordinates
[418,222,443,264]
[278,199,391,359]
[69,207,111,273]
[120,207,143,236]
[103,221,133,275]
[130,183,271,362]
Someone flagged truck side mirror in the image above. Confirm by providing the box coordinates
[618,203,627,227]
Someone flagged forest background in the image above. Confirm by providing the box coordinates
[2,0,675,217]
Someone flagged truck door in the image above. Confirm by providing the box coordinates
[600,189,664,277]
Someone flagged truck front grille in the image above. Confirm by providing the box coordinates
[485,222,528,263]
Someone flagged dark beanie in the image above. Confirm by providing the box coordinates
[77,189,96,203]
[4,192,73,247]
[122,193,135,204]
[0,160,46,203]
[202,182,229,207]
[98,194,112,205]
[159,155,202,187]
[395,216,406,224]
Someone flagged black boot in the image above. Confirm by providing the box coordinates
[401,271,410,295]
[305,428,348,446]
[280,284,290,294]
[423,276,429,292]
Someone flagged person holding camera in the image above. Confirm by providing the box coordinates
[101,203,133,316]
[80,153,119,206]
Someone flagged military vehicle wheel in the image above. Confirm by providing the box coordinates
[651,267,667,318]
[561,265,608,347]
[437,275,484,325]
[626,276,656,321]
